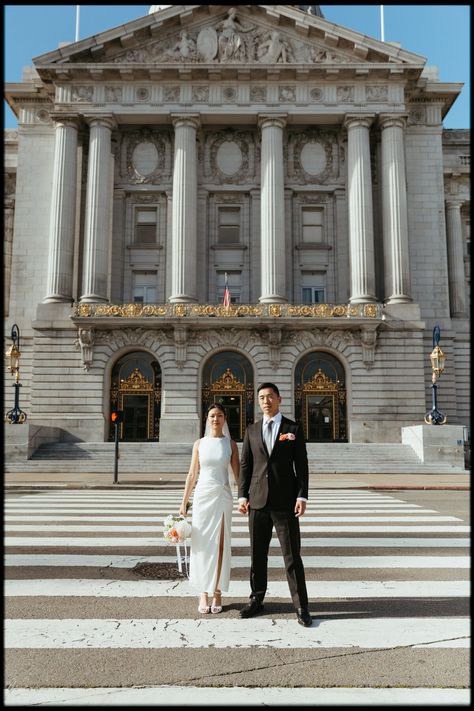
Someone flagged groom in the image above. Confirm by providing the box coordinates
[238,382,312,627]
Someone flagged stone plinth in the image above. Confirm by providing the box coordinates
[402,424,466,467]
[159,416,201,443]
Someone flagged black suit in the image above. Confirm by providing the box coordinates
[239,415,309,609]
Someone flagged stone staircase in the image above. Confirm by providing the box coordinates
[4,441,467,475]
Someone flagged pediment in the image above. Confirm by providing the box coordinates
[33,5,426,81]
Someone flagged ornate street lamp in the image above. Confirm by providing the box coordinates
[5,324,27,424]
[424,325,447,425]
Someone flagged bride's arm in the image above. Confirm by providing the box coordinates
[230,440,240,486]
[179,440,200,516]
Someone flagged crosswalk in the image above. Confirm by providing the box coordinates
[4,486,470,706]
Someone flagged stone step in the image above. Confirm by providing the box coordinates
[4,441,466,474]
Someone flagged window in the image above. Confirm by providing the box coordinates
[133,272,157,304]
[218,207,240,244]
[302,207,323,243]
[135,208,157,244]
[216,271,241,303]
[301,271,325,304]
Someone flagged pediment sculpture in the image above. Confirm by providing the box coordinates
[110,8,357,66]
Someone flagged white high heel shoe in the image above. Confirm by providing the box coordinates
[198,593,211,614]
[211,591,222,614]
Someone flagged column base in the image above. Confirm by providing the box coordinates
[79,296,109,303]
[258,295,287,304]
[168,296,198,304]
[43,295,73,304]
[349,296,378,304]
[384,296,413,305]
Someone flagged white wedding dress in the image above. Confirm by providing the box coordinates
[189,436,233,593]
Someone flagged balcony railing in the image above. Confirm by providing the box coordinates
[72,302,384,320]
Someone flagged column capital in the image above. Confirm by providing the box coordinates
[378,113,408,130]
[83,114,117,130]
[49,113,81,130]
[171,113,200,130]
[445,198,464,209]
[343,114,375,131]
[258,113,287,130]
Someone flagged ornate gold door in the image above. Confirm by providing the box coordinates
[295,355,347,442]
[202,353,254,442]
[110,353,161,441]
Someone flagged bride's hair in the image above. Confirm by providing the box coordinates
[205,403,227,419]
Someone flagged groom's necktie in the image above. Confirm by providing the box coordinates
[264,419,274,454]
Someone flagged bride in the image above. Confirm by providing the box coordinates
[179,403,240,614]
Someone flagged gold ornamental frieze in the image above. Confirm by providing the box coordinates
[121,368,154,391]
[72,303,383,319]
[302,369,339,392]
[211,368,245,391]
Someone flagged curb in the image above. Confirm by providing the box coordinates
[5,483,470,491]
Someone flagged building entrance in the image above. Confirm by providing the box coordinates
[109,352,161,441]
[295,352,347,442]
[202,352,254,442]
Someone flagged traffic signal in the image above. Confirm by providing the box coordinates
[111,410,124,424]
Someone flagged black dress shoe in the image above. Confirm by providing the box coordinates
[239,600,264,618]
[296,607,312,627]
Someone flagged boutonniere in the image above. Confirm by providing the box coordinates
[279,433,296,441]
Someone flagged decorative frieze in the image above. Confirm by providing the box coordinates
[72,302,384,320]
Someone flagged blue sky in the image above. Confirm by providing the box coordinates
[4,4,470,129]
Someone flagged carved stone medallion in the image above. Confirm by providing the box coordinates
[197,27,218,61]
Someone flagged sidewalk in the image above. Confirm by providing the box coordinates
[4,469,470,489]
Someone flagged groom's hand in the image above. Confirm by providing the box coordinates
[238,499,249,514]
[294,499,306,517]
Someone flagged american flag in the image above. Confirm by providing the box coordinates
[223,273,231,308]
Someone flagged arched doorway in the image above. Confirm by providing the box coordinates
[295,352,347,442]
[109,352,161,441]
[202,351,254,442]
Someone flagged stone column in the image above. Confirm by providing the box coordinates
[344,114,377,303]
[169,114,200,303]
[445,199,467,317]
[380,114,411,304]
[44,116,80,303]
[258,114,287,303]
[80,116,116,303]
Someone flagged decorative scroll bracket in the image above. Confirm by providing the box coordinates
[267,327,282,369]
[173,325,188,369]
[75,328,95,371]
[359,325,379,369]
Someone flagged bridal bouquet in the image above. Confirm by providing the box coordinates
[162,504,192,576]
[162,514,192,544]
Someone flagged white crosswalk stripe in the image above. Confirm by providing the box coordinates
[5,486,470,704]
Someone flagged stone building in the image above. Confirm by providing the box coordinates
[4,5,470,463]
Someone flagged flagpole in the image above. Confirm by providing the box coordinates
[75,6,80,42]
[380,5,385,42]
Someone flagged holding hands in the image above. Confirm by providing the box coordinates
[238,499,249,515]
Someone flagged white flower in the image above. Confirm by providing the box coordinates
[174,518,192,541]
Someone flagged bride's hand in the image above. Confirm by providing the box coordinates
[178,504,187,517]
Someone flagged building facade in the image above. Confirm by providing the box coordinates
[4,5,470,451]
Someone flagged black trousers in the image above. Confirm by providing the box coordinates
[248,504,308,609]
